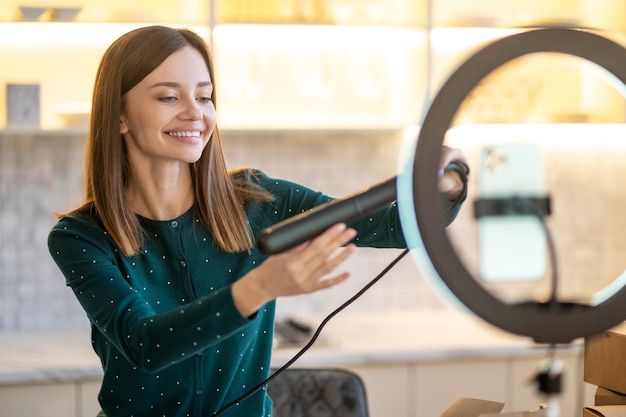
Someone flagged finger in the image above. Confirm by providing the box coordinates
[298,223,356,264]
[312,243,356,279]
[286,240,309,254]
[438,169,463,190]
[314,271,351,292]
[439,146,469,171]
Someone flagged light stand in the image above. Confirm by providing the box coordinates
[536,356,563,417]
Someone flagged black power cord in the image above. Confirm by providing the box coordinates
[212,248,410,416]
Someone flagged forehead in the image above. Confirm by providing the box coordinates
[144,46,211,84]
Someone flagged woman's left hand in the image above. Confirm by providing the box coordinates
[438,145,470,201]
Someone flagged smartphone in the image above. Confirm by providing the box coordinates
[477,143,547,282]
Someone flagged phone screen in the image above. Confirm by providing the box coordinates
[477,143,547,282]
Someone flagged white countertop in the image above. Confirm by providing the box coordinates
[270,309,582,367]
[0,309,582,386]
[0,331,102,385]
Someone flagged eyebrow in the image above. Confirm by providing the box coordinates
[149,81,213,89]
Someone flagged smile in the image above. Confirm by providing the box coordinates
[166,131,202,138]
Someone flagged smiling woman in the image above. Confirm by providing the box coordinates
[119,46,217,211]
[46,25,468,417]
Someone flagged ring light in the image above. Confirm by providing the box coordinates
[401,28,626,344]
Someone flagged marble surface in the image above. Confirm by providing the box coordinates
[270,309,582,367]
[0,309,582,386]
[0,331,102,385]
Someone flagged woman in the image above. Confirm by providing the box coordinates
[48,26,468,417]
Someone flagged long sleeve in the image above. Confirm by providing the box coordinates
[49,209,277,416]
[48,213,254,372]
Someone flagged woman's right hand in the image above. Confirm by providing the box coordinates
[232,223,357,317]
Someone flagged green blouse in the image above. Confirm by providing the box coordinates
[48,170,457,417]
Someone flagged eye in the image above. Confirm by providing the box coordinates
[197,96,212,104]
[159,96,177,104]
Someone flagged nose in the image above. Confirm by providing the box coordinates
[179,96,203,120]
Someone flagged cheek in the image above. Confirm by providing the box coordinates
[122,114,160,153]
[204,108,217,132]
[125,110,153,134]
[123,95,161,132]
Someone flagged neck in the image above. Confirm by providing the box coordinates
[126,162,195,220]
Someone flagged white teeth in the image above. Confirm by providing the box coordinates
[167,131,201,137]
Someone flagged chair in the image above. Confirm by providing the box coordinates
[267,368,370,417]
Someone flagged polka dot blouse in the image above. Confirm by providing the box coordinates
[47,169,455,417]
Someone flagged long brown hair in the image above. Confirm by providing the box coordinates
[60,26,272,255]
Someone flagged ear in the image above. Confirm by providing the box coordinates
[120,117,128,134]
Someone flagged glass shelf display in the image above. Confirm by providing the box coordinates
[0,0,623,130]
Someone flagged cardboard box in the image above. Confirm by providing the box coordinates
[584,405,626,417]
[585,322,626,395]
[439,397,505,417]
[438,397,549,417]
[596,387,626,406]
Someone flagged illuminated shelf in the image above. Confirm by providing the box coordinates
[0,22,210,45]
[0,0,624,130]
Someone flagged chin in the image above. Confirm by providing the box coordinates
[183,155,203,164]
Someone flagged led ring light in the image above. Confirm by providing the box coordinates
[408,28,626,344]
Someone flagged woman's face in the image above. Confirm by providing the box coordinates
[120,46,216,167]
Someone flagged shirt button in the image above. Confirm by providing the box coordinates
[180,260,187,268]
[170,220,179,228]
[195,389,203,395]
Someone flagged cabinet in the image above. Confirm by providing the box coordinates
[79,380,103,417]
[0,359,595,417]
[346,352,595,417]
[0,0,624,130]
[210,0,428,129]
[429,0,626,124]
[0,379,102,417]
[348,364,412,417]
[0,382,77,417]
[0,315,597,417]
[0,0,210,130]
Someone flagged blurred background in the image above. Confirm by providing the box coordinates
[2,1,626,416]
[1,0,625,330]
